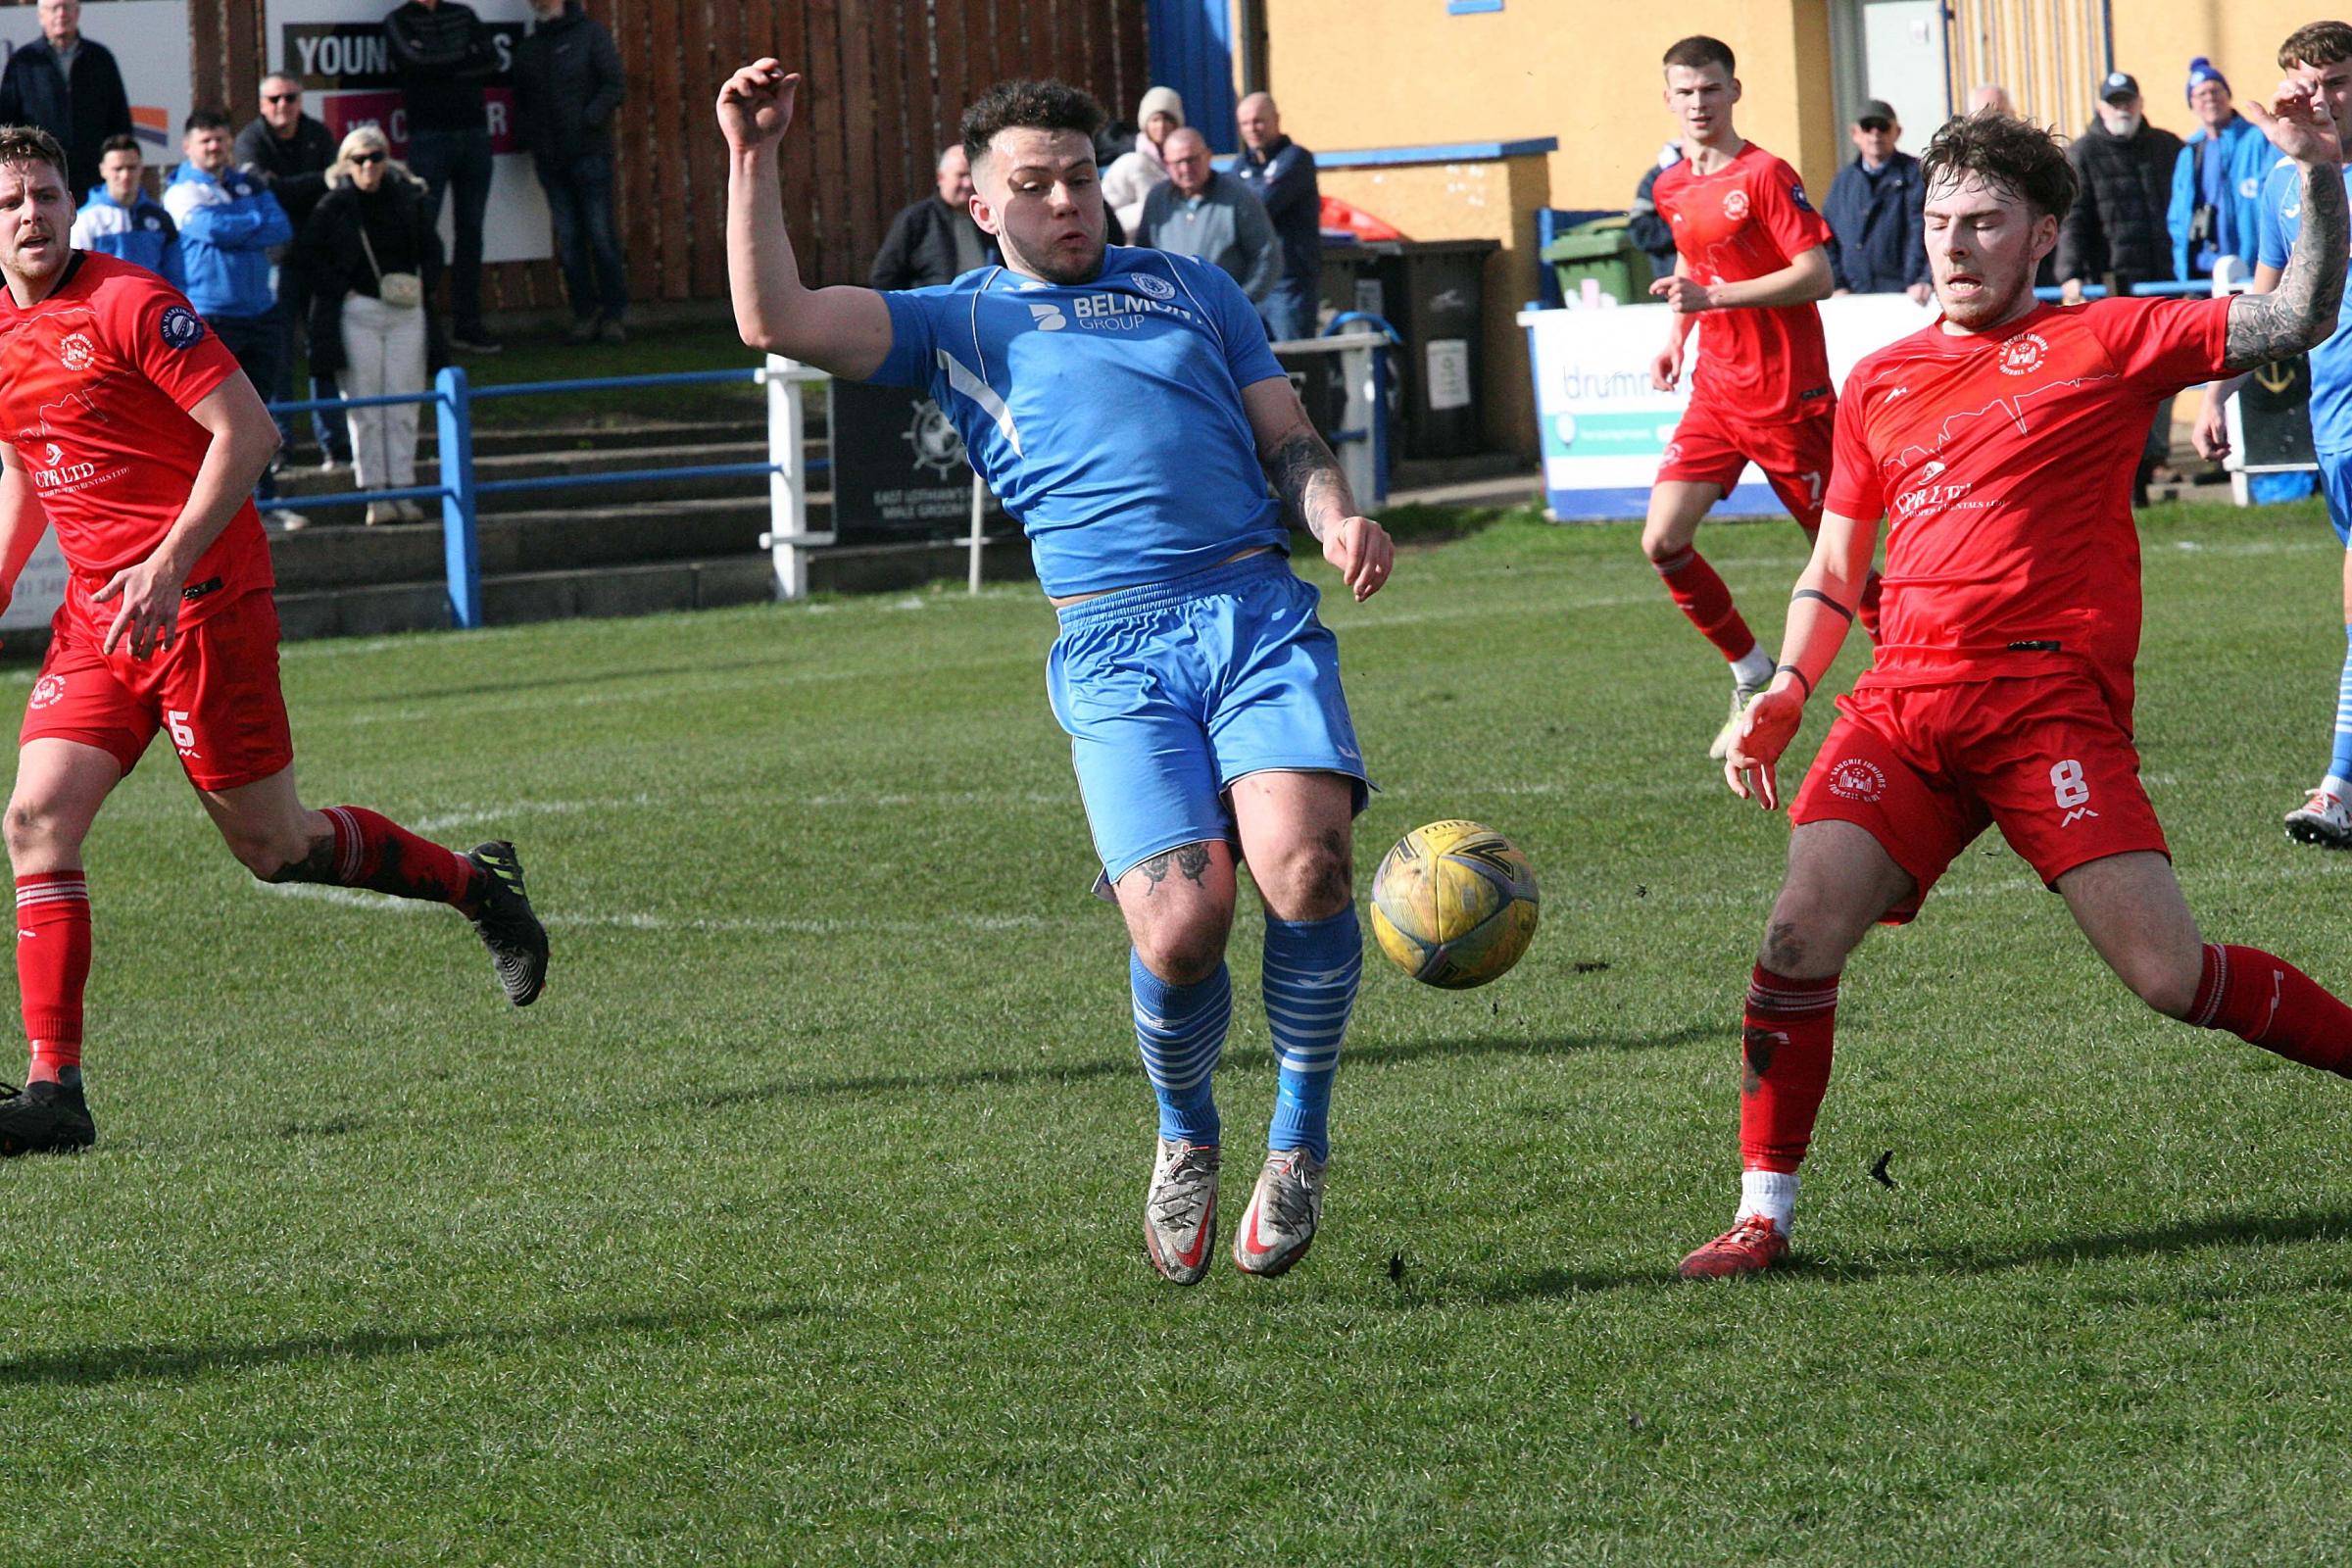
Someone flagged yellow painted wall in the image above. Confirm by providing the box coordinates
[1320,152,1553,453]
[1267,1,1846,219]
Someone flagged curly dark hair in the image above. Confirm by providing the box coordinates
[1920,111,2077,220]
[960,79,1105,167]
[0,123,67,184]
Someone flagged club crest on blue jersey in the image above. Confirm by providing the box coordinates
[1133,271,1177,301]
[159,305,205,350]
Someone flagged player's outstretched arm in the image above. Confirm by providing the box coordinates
[0,443,50,618]
[1241,375,1393,601]
[1725,507,1880,810]
[718,61,893,380]
[2226,82,2347,370]
[2197,261,2282,459]
[91,373,278,661]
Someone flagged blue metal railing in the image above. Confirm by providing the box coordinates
[265,364,820,630]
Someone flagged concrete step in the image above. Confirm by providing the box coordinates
[275,439,801,514]
[275,555,780,641]
[266,494,787,592]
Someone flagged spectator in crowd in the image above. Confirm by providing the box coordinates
[70,133,179,287]
[297,125,442,527]
[869,144,998,289]
[236,73,349,472]
[385,0,501,353]
[2172,56,2273,282]
[514,0,629,344]
[1968,83,2016,116]
[1628,140,1682,283]
[0,0,130,200]
[2059,71,2183,298]
[1102,84,1183,235]
[1135,127,1280,305]
[1822,98,1929,302]
[165,109,300,528]
[2061,70,2189,506]
[1232,92,1321,341]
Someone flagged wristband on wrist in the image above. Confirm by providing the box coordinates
[1775,663,1814,700]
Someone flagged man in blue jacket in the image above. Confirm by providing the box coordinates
[70,134,181,288]
[1233,92,1322,341]
[1821,99,1929,302]
[165,108,300,524]
[2171,57,2275,282]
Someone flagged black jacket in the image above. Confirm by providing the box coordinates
[512,3,624,162]
[294,174,446,375]
[233,114,339,230]
[384,1,498,135]
[0,38,131,199]
[868,197,1001,290]
[2057,119,2185,287]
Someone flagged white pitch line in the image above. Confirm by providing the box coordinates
[250,880,1067,935]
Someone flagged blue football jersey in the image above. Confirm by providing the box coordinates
[870,246,1291,598]
[2258,156,2352,457]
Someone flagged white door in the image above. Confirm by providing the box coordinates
[1863,0,1951,145]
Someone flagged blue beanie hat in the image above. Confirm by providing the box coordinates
[2186,56,2230,101]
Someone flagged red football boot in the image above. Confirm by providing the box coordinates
[1678,1213,1789,1279]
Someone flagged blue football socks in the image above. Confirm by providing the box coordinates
[1130,950,1230,1147]
[2328,623,2352,793]
[1261,906,1362,1161]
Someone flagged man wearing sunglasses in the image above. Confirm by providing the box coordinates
[235,75,349,474]
[1822,99,1930,305]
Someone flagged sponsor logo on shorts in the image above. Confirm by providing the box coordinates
[1723,188,1749,220]
[1997,331,2049,376]
[159,305,206,350]
[57,332,93,371]
[1659,441,1684,467]
[28,675,65,710]
[1131,271,1177,301]
[1828,758,1886,803]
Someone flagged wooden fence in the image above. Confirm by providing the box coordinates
[180,0,1151,314]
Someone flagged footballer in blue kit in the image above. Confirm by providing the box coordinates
[2197,22,2352,848]
[718,61,1396,1284]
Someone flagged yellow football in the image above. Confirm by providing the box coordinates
[1369,820,1540,989]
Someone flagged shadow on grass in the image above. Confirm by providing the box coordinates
[1378,501,1544,548]
[1472,1206,2352,1303]
[677,1022,1714,1112]
[360,652,802,707]
[0,1298,834,1389]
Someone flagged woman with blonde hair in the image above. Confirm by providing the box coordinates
[293,123,442,524]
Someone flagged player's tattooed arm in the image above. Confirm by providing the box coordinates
[1264,429,1354,540]
[2224,163,2347,369]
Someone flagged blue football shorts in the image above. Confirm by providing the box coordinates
[2319,448,2352,547]
[1046,550,1371,891]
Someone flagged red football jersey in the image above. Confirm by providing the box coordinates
[1653,142,1837,422]
[1825,295,2235,721]
[0,251,273,631]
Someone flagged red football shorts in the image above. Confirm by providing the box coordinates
[1789,673,2167,923]
[1656,398,1836,530]
[22,588,294,792]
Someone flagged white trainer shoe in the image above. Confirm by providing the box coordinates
[1709,680,1766,760]
[1232,1147,1327,1278]
[1144,1137,1220,1286]
[2285,787,2352,849]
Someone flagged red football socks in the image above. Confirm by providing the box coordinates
[1653,546,1758,663]
[17,871,89,1083]
[1740,963,1840,1173]
[321,806,480,906]
[2189,943,2352,1076]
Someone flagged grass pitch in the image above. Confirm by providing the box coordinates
[7,497,2352,1563]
